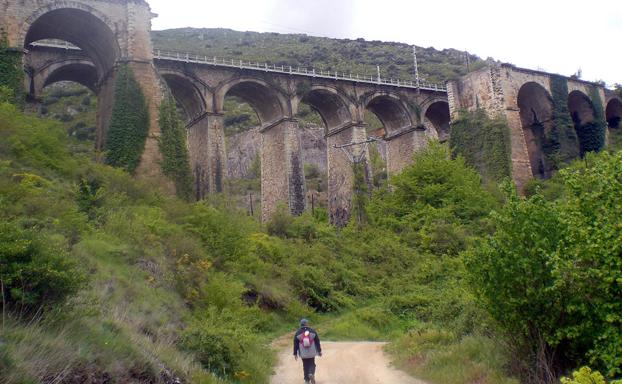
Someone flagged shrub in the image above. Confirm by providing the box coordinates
[0,222,85,313]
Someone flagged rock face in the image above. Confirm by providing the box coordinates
[227,125,328,179]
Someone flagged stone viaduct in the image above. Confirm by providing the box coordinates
[1,0,450,225]
[2,0,621,225]
[448,64,622,190]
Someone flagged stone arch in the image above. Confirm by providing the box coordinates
[568,90,595,126]
[364,93,413,135]
[300,86,354,131]
[21,3,120,78]
[605,98,622,129]
[160,72,207,122]
[216,78,287,125]
[33,58,98,96]
[517,81,554,179]
[568,90,597,156]
[423,100,451,142]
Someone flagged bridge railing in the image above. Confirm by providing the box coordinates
[26,41,447,92]
[154,50,447,92]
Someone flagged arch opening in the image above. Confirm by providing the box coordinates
[606,98,622,150]
[606,98,622,129]
[224,81,283,125]
[568,90,599,156]
[43,62,98,93]
[24,8,120,77]
[365,95,412,135]
[424,101,451,142]
[161,74,205,122]
[301,88,352,132]
[517,82,554,179]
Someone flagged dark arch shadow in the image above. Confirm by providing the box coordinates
[301,87,352,132]
[606,98,622,129]
[424,101,450,142]
[161,73,206,122]
[568,90,598,156]
[221,80,284,125]
[365,95,412,135]
[517,82,554,179]
[24,8,120,78]
[43,62,98,93]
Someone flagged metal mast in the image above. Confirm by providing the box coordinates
[413,45,420,92]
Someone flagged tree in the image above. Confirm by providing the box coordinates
[465,151,622,381]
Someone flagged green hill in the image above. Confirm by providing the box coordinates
[151,28,487,84]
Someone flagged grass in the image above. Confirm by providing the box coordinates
[389,330,519,384]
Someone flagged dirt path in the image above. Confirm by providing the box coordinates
[270,341,427,384]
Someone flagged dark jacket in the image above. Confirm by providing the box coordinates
[293,326,322,357]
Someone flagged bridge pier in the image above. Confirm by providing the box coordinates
[261,117,306,221]
[385,127,429,176]
[187,112,227,199]
[327,123,372,227]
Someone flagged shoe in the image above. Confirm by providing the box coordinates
[308,374,315,384]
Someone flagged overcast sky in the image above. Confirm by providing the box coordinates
[148,0,622,86]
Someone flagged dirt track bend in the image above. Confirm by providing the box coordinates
[270,341,428,384]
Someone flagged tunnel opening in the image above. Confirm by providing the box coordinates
[568,90,600,156]
[517,82,554,180]
[424,101,451,143]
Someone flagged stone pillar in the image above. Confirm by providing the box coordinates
[326,123,371,227]
[385,127,429,176]
[187,113,227,199]
[504,108,533,191]
[261,118,306,221]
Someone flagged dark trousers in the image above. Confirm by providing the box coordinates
[302,357,316,380]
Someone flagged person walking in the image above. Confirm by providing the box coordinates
[293,318,322,384]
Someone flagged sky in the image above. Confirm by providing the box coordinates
[147,0,622,86]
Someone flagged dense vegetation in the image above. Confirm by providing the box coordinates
[158,96,194,200]
[0,31,24,106]
[449,109,512,182]
[104,65,150,173]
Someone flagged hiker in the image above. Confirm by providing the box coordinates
[293,318,322,384]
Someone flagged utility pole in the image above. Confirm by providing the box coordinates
[413,45,420,89]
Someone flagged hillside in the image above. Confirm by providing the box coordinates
[151,28,487,84]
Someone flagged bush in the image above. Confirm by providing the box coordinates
[0,222,85,313]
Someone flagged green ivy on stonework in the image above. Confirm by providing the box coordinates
[575,87,606,156]
[158,96,193,200]
[104,64,149,173]
[548,75,579,166]
[0,29,24,106]
[449,109,512,183]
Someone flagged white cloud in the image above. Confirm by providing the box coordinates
[148,0,622,85]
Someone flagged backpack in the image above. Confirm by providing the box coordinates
[297,330,317,359]
[302,331,312,348]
